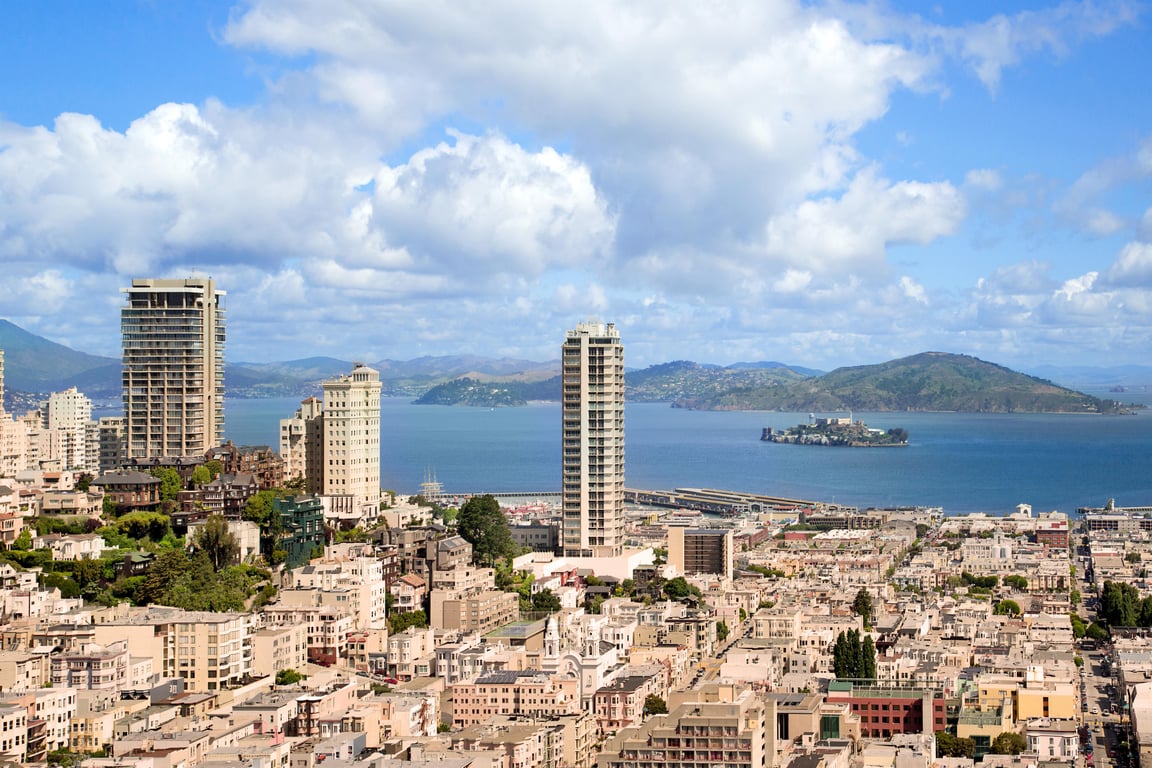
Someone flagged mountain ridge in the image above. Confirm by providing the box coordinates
[0,319,1142,413]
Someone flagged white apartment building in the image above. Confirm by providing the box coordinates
[33,688,77,755]
[322,364,381,513]
[42,387,93,472]
[283,552,388,629]
[279,395,324,488]
[251,623,309,678]
[562,321,626,557]
[50,642,128,690]
[0,704,27,764]
[93,608,253,693]
[121,278,225,459]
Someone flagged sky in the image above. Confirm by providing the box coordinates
[1,0,1151,370]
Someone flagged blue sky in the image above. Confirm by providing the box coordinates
[1,0,1150,370]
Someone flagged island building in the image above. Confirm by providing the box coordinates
[121,278,225,459]
[562,321,625,557]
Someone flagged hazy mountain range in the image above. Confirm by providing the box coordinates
[2,318,1149,414]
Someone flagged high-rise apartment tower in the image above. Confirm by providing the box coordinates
[121,278,225,459]
[321,364,381,512]
[561,321,625,557]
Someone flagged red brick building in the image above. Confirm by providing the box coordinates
[825,680,947,739]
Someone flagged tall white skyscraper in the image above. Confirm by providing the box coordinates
[42,387,93,471]
[322,364,381,513]
[121,278,225,459]
[561,321,625,557]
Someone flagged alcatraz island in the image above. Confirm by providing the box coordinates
[761,415,910,447]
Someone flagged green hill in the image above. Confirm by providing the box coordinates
[675,351,1126,413]
[414,361,811,406]
[0,319,116,393]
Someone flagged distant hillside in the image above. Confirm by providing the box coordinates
[414,360,812,406]
[674,351,1127,413]
[0,319,116,394]
[1026,363,1152,390]
[627,360,810,402]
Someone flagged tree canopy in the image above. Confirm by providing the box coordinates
[388,609,429,634]
[150,468,183,501]
[456,495,517,566]
[833,629,876,680]
[994,599,1022,616]
[853,587,874,629]
[643,694,668,716]
[530,588,562,614]
[936,731,976,759]
[663,576,703,602]
[136,548,266,611]
[276,668,304,685]
[716,620,730,642]
[192,515,241,571]
[991,731,1027,755]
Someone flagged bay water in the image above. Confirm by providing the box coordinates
[224,396,1152,515]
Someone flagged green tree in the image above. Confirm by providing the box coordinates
[643,694,668,716]
[1086,622,1110,641]
[456,495,517,566]
[1070,589,1081,606]
[1101,580,1140,627]
[717,620,730,642]
[102,495,118,518]
[72,558,103,590]
[991,731,1027,755]
[853,587,874,629]
[192,515,241,571]
[40,572,81,598]
[275,668,304,685]
[11,529,32,551]
[47,749,84,767]
[1127,551,1142,564]
[243,490,277,526]
[204,460,224,480]
[1003,575,1028,590]
[994,599,1022,616]
[75,473,94,492]
[116,511,171,541]
[956,738,976,759]
[150,468,183,501]
[663,576,702,602]
[530,588,562,614]
[935,731,959,757]
[388,609,429,634]
[861,635,877,680]
[833,629,876,680]
[284,475,309,493]
[191,465,213,488]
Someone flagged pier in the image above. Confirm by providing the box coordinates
[447,487,850,517]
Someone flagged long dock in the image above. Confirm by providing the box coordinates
[449,487,841,517]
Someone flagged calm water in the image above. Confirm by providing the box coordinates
[224,396,1152,514]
